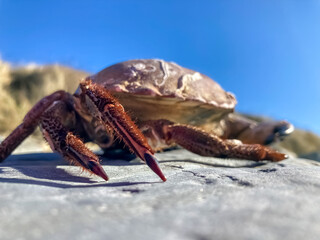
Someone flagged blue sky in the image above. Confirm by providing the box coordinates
[0,0,319,134]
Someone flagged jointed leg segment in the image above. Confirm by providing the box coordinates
[41,102,109,180]
[0,91,109,180]
[0,80,167,182]
[0,91,70,162]
[79,79,166,181]
[142,120,287,162]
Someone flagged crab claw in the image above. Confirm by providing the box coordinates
[87,160,109,181]
[66,149,109,181]
[144,152,167,182]
[262,121,295,145]
[64,133,109,181]
[80,79,167,181]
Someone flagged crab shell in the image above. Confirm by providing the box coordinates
[81,59,237,126]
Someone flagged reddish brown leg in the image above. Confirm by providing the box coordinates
[79,79,166,181]
[41,103,108,181]
[142,120,287,162]
[0,91,108,181]
[0,91,70,162]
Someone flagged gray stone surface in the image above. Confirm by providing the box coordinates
[0,149,320,240]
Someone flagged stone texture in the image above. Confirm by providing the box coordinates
[0,149,320,240]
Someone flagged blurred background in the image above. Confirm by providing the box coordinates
[0,0,319,159]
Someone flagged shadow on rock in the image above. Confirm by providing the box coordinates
[10,166,96,184]
[0,152,154,187]
[160,159,266,168]
[0,177,158,189]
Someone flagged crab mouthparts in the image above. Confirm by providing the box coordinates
[144,153,167,182]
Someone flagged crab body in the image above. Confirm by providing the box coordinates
[76,59,292,151]
[86,59,235,124]
[0,59,293,182]
[73,60,233,150]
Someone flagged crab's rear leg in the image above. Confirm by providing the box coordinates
[79,79,166,181]
[0,91,70,162]
[142,120,287,162]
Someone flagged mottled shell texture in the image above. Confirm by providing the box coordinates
[86,59,237,125]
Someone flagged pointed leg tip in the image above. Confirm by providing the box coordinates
[144,152,167,182]
[265,150,287,162]
[88,161,109,181]
[100,173,109,182]
[274,152,287,161]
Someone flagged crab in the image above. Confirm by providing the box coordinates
[0,59,293,182]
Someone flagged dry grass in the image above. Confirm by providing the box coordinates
[0,59,88,135]
[0,60,20,133]
[279,129,320,156]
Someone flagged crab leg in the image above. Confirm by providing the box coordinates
[167,124,286,161]
[143,120,287,161]
[40,102,109,181]
[0,92,108,181]
[0,91,70,162]
[79,79,166,181]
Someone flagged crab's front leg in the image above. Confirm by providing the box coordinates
[0,91,109,181]
[79,79,166,181]
[40,101,109,181]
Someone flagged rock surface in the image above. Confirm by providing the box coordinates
[0,149,320,240]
